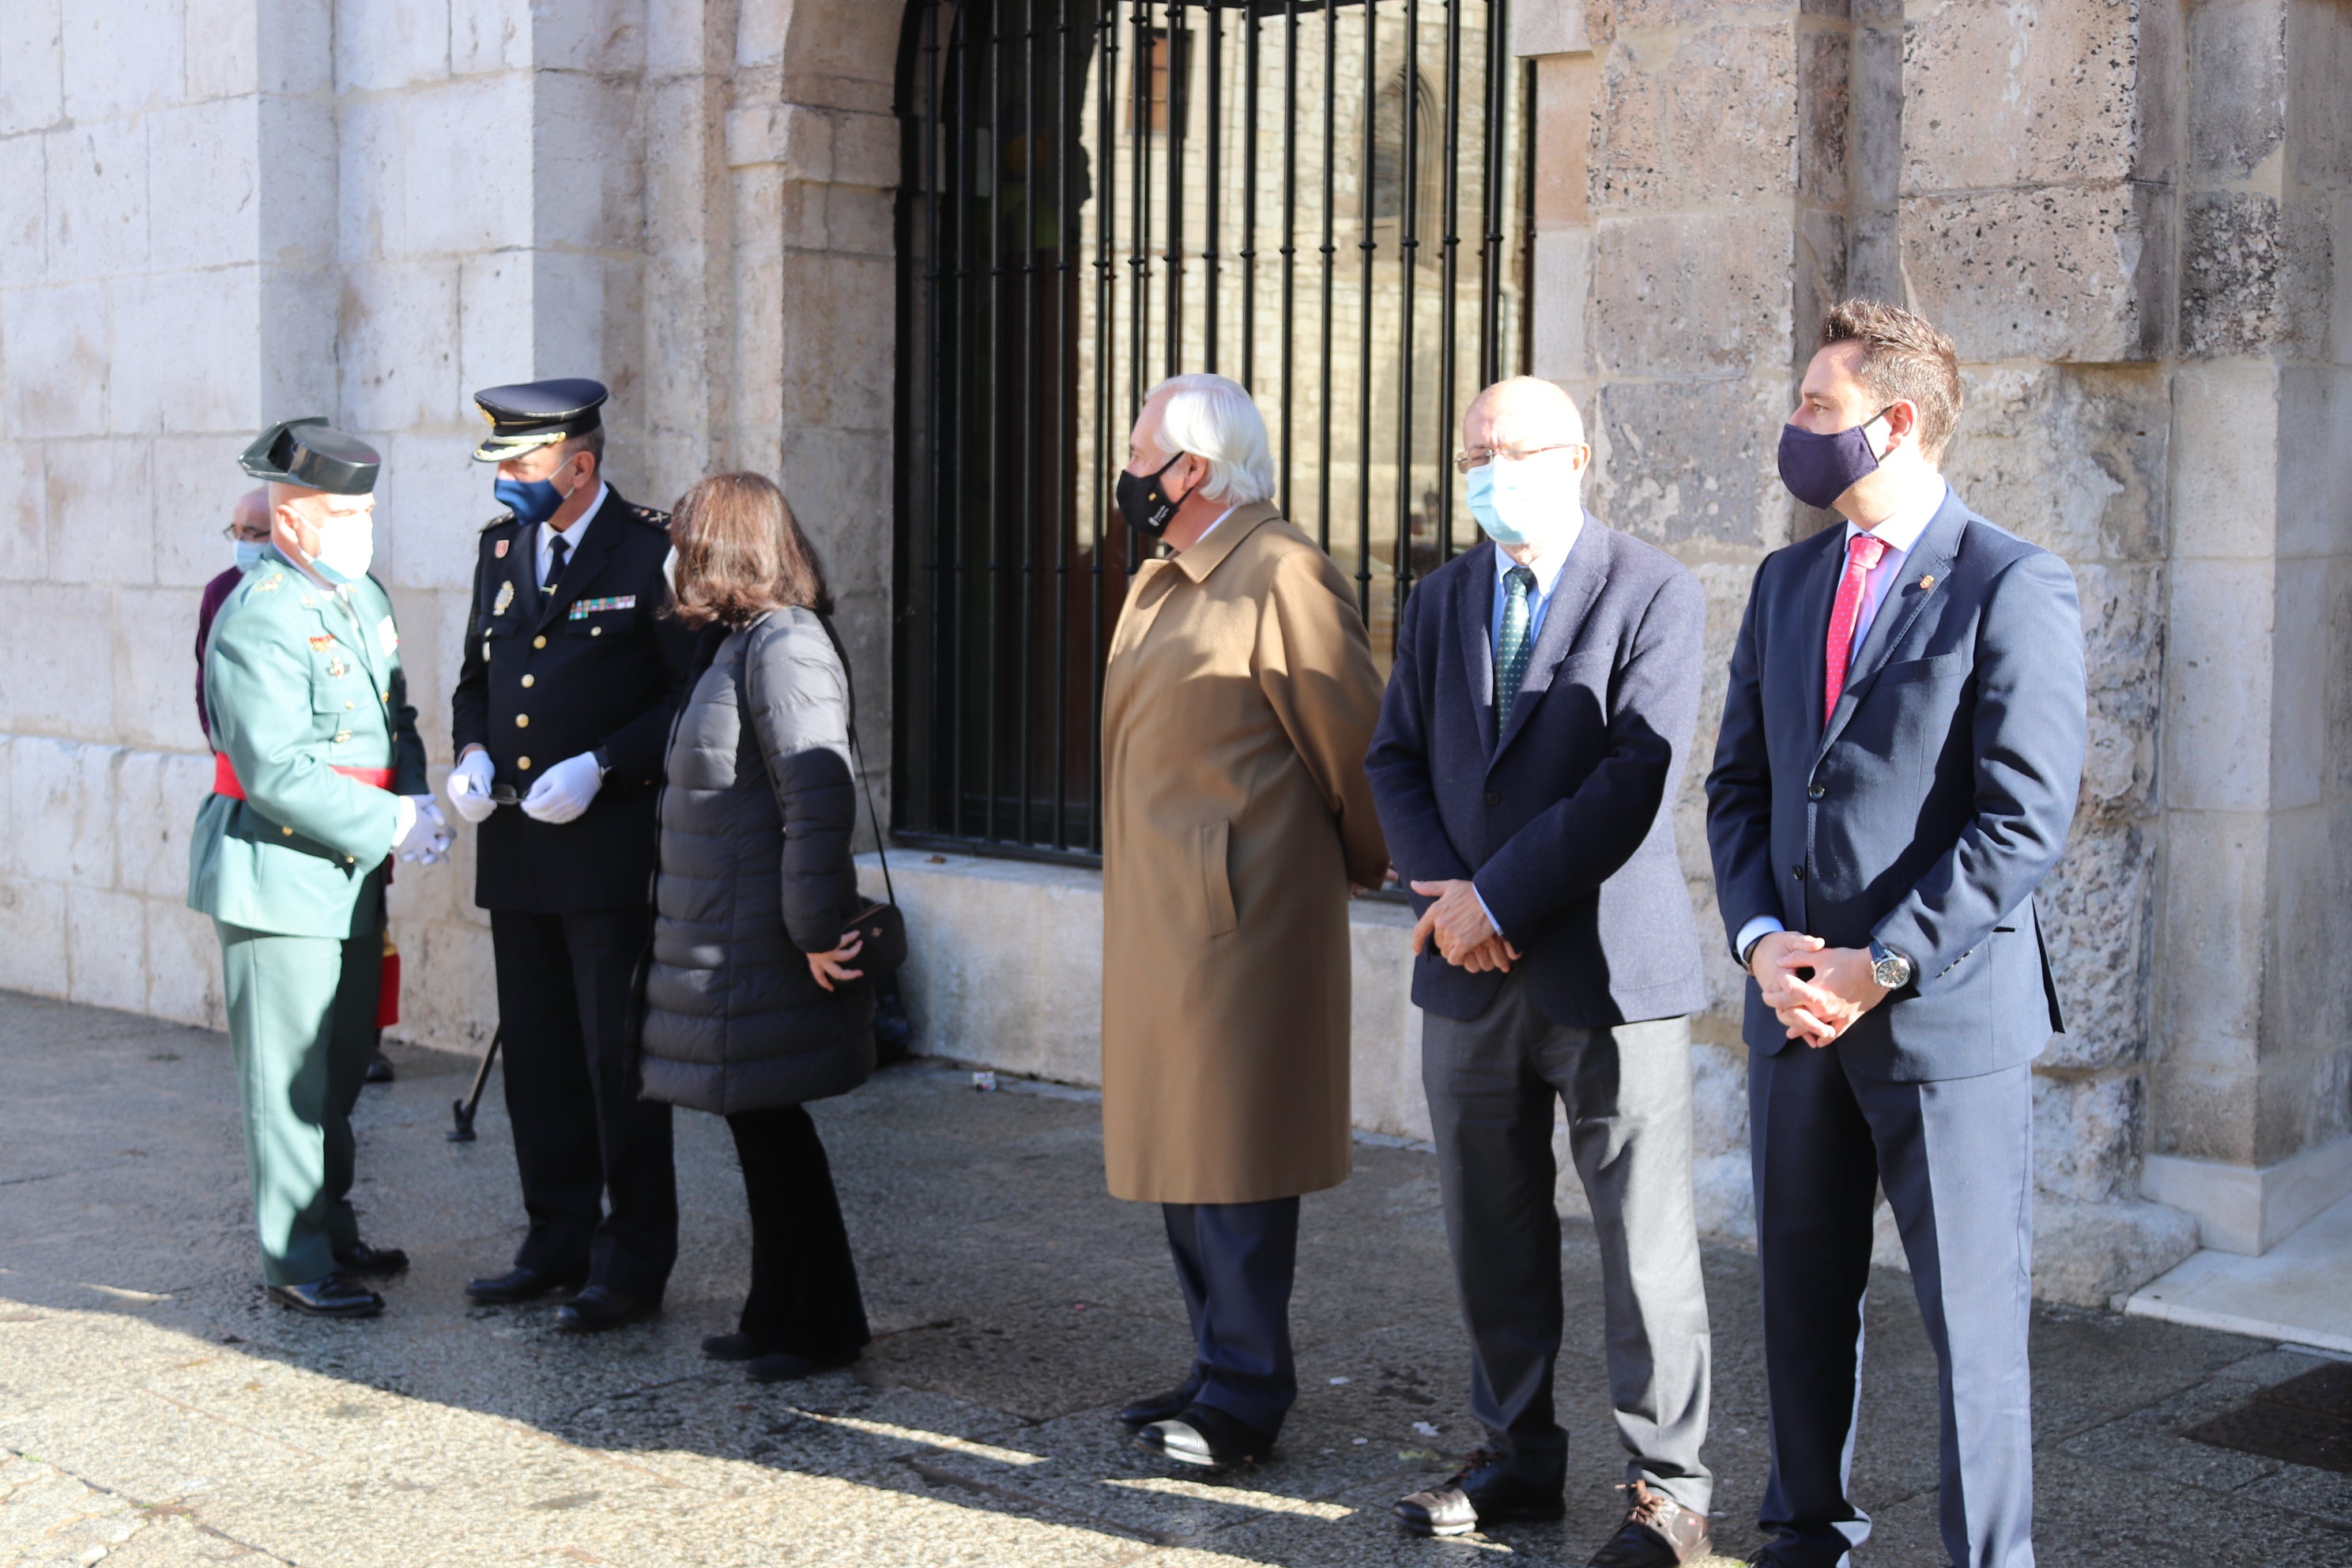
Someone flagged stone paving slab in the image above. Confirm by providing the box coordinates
[0,991,2345,1566]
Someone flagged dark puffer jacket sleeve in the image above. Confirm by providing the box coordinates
[742,615,861,955]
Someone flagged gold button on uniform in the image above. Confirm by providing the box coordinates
[590,627,601,637]
[334,730,351,743]
[516,714,530,728]
[533,635,547,649]
[282,825,294,835]
[518,756,532,770]
[344,699,354,710]
[521,674,534,688]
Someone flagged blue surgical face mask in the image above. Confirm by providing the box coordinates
[307,512,375,586]
[232,539,268,572]
[1465,449,1578,549]
[495,475,567,527]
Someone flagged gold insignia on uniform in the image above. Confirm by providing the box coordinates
[495,539,510,558]
[308,635,335,651]
[255,573,284,593]
[1919,574,1936,591]
[327,659,348,678]
[494,580,515,616]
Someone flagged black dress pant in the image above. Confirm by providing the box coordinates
[491,906,677,1298]
[1163,1197,1300,1439]
[728,1105,871,1357]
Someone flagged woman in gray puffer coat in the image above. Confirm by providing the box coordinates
[638,471,875,1384]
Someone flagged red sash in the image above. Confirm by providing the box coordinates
[212,753,394,798]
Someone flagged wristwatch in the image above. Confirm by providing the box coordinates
[1868,939,1914,991]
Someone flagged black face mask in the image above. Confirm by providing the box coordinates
[1115,451,1189,537]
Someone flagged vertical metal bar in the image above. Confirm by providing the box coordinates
[1315,0,1336,552]
[1354,0,1377,626]
[982,0,1004,841]
[946,5,971,838]
[1202,0,1221,374]
[1163,0,1185,379]
[1051,0,1073,850]
[1518,54,1536,377]
[1091,0,1119,854]
[1478,0,1508,387]
[1393,0,1420,643]
[1278,0,1299,519]
[1129,1,1150,428]
[1016,0,1038,844]
[1435,0,1462,565]
[1239,5,1258,392]
[920,2,947,832]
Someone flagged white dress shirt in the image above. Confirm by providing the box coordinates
[1734,484,1948,965]
[536,482,609,588]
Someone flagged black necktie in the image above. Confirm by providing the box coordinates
[544,533,569,590]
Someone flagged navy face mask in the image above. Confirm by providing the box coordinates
[495,471,571,527]
[1776,405,1894,510]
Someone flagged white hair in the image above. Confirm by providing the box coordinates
[1145,373,1276,506]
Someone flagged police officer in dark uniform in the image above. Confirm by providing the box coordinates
[444,379,697,1331]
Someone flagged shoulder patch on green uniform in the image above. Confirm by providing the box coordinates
[254,571,285,592]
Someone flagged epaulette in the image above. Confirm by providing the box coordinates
[251,571,286,593]
[480,512,518,534]
[626,503,671,529]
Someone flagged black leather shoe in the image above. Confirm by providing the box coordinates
[552,1285,658,1333]
[334,1241,409,1276]
[364,1047,395,1084]
[1589,1480,1712,1566]
[465,1265,586,1305]
[1134,1403,1275,1468]
[747,1349,860,1384]
[266,1273,384,1318]
[1394,1451,1566,1536]
[1118,1374,1204,1429]
[703,1332,772,1362]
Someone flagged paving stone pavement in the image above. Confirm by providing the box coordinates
[0,990,2346,1566]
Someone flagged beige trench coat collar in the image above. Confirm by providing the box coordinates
[1167,499,1281,584]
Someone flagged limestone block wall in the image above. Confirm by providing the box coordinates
[0,0,906,1054]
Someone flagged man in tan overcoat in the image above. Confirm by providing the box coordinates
[1100,372,1389,1469]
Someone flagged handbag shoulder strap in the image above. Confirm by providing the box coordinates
[810,611,895,907]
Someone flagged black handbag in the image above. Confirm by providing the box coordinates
[815,614,906,978]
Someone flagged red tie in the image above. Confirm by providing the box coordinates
[1824,531,1887,720]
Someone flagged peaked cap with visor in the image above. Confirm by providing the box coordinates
[470,378,609,462]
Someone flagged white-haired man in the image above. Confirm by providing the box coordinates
[1100,374,1390,1469]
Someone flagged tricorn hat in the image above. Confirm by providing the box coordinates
[471,378,609,462]
[239,418,381,495]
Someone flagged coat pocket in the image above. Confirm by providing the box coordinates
[1198,820,1238,937]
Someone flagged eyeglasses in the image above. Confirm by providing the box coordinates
[220,522,272,544]
[1453,443,1578,473]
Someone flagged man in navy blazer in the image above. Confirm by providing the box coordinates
[1706,300,2084,1568]
[1368,378,1715,1567]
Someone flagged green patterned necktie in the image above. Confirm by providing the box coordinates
[1496,564,1536,732]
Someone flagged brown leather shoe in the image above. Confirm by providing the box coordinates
[1586,1480,1711,1567]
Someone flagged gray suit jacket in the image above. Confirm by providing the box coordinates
[1704,487,2085,1081]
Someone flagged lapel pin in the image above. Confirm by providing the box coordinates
[1918,574,1936,591]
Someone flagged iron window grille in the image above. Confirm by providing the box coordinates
[894,0,1533,864]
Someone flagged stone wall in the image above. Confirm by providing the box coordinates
[0,0,903,1053]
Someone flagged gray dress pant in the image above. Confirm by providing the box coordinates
[1421,973,1713,1510]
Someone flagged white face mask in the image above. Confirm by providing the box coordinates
[307,511,375,586]
[1465,447,1581,550]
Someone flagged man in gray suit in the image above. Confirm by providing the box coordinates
[1706,300,2085,1568]
[1368,378,1715,1566]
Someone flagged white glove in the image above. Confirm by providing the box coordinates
[395,795,452,864]
[445,748,496,824]
[520,751,605,825]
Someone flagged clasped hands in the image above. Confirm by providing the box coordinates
[1408,879,1521,974]
[445,746,604,826]
[1749,930,1889,1047]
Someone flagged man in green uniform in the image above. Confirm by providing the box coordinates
[187,418,453,1318]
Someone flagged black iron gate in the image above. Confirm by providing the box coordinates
[894,0,1532,861]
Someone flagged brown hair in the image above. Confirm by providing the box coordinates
[1819,299,1964,460]
[665,471,834,628]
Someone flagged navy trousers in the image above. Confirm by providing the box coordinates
[492,906,677,1299]
[1750,1042,2035,1568]
[1162,1197,1301,1439]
